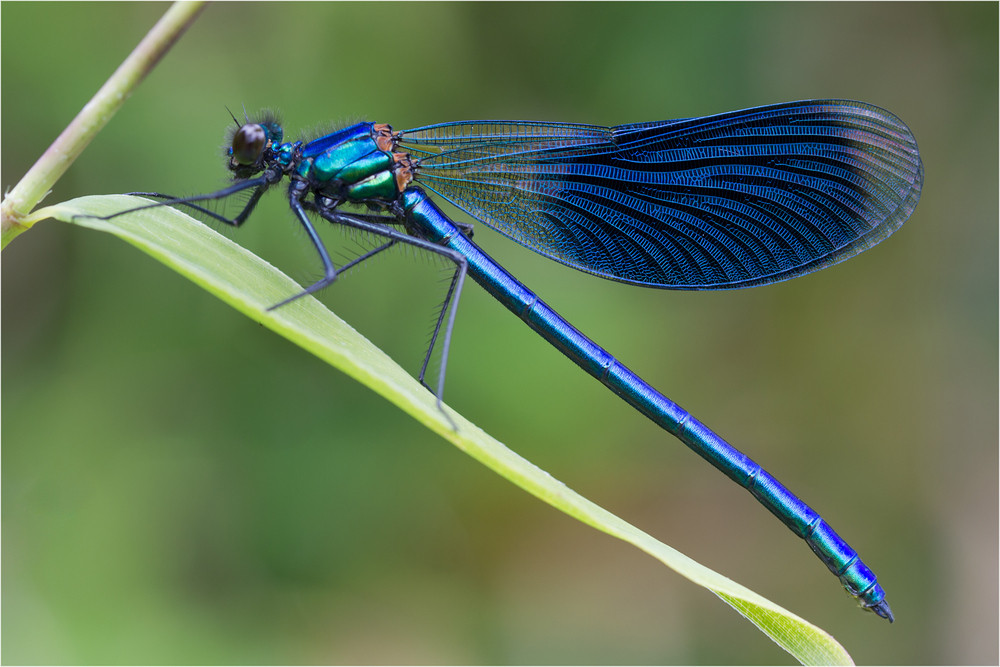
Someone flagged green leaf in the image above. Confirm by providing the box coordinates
[31,195,854,666]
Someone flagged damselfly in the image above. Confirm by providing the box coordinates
[92,100,923,621]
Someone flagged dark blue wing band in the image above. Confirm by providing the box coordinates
[402,100,922,289]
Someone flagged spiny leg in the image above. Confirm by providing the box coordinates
[269,189,412,310]
[267,183,340,310]
[417,254,467,430]
[410,218,472,404]
[74,176,273,228]
[268,239,399,311]
[314,207,469,430]
[124,183,269,227]
[299,201,408,235]
[417,262,464,396]
[308,208,472,396]
[336,239,397,275]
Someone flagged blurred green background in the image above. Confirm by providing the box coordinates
[3,2,996,664]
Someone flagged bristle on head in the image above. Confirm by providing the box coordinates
[250,107,283,128]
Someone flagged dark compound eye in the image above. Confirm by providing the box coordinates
[232,124,266,165]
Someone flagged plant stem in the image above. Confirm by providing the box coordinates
[0,1,207,250]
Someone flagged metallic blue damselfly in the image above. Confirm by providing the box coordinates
[94,100,923,621]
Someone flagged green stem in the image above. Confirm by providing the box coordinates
[0,0,207,250]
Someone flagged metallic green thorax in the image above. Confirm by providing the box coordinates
[278,123,411,204]
[312,138,386,182]
[344,169,397,201]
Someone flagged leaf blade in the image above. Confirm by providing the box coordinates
[38,195,854,666]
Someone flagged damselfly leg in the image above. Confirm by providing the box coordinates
[309,196,468,429]
[123,186,269,228]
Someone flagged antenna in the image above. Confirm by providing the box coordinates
[224,106,241,129]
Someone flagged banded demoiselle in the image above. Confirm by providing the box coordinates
[93,100,923,621]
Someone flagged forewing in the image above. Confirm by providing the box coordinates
[402,101,922,289]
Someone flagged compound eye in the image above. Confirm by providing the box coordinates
[232,124,266,165]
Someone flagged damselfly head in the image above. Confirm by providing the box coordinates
[230,123,266,167]
[224,108,284,176]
